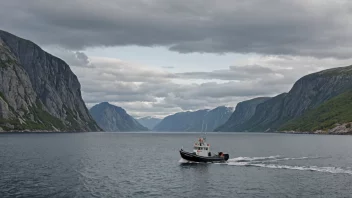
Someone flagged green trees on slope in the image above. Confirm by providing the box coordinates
[280,91,352,132]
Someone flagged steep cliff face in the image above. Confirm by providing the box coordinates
[0,30,101,132]
[136,117,161,130]
[153,106,234,132]
[90,102,148,132]
[215,97,270,132]
[232,65,352,132]
[280,90,352,133]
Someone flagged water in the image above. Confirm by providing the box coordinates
[1,132,352,198]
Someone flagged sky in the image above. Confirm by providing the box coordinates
[1,0,352,118]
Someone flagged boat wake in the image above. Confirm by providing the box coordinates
[180,155,352,175]
[226,155,352,175]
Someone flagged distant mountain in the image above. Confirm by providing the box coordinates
[0,30,101,132]
[153,106,234,132]
[219,65,352,132]
[89,102,148,132]
[215,97,271,132]
[136,116,162,130]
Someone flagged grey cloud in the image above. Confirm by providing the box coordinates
[75,52,91,66]
[162,66,175,69]
[44,47,94,67]
[176,65,276,80]
[70,56,305,115]
[70,53,350,116]
[1,0,352,58]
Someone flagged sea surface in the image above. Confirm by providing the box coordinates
[1,132,352,198]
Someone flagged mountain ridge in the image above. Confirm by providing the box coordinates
[90,102,148,132]
[154,106,234,132]
[136,116,162,130]
[218,65,352,132]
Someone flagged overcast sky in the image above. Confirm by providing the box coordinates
[1,0,352,118]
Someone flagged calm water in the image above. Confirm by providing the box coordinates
[1,132,352,198]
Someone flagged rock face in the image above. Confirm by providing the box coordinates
[215,97,270,132]
[327,123,352,134]
[280,90,352,133]
[225,65,352,132]
[89,102,148,132]
[136,116,161,130]
[0,30,101,132]
[154,106,234,132]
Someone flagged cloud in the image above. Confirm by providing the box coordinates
[75,52,93,67]
[2,1,352,118]
[162,66,175,69]
[1,0,352,58]
[44,47,94,67]
[69,53,352,117]
[176,65,277,81]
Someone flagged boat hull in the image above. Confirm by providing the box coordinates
[179,150,229,163]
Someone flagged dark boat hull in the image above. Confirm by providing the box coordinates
[179,150,229,163]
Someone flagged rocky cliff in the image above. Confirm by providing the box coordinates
[136,116,161,130]
[224,65,352,132]
[280,90,352,134]
[89,102,148,132]
[153,106,234,132]
[0,30,101,132]
[215,97,270,132]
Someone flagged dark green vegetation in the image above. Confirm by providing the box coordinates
[280,91,352,132]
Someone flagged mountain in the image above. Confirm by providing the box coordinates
[136,116,162,130]
[89,102,148,132]
[220,65,352,132]
[280,91,352,134]
[215,97,271,132]
[153,106,234,132]
[0,30,101,132]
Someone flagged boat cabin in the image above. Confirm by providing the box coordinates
[193,137,211,157]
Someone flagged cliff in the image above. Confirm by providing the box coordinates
[221,65,352,132]
[0,30,101,132]
[280,90,352,134]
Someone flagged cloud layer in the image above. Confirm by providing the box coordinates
[1,0,352,117]
[1,0,352,58]
[68,54,352,118]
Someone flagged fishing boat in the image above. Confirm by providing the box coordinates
[179,135,229,163]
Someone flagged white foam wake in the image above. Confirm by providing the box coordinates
[228,155,281,162]
[179,155,351,175]
[228,163,352,175]
[178,158,202,164]
[228,155,324,163]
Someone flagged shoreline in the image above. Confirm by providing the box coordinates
[0,131,351,135]
[276,131,352,135]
